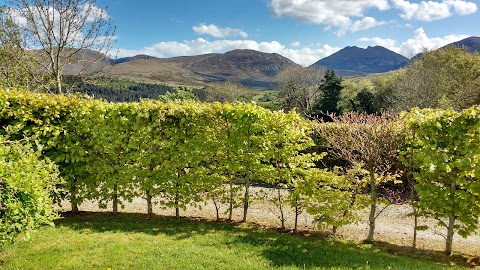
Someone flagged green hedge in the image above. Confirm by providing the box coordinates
[2,89,480,255]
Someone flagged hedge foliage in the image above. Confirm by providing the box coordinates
[1,89,479,255]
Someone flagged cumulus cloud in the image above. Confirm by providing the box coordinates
[359,28,469,58]
[116,39,340,66]
[391,0,477,21]
[192,23,248,38]
[269,0,388,33]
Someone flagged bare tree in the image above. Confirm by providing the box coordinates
[276,65,325,117]
[3,0,115,93]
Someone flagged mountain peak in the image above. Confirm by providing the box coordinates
[311,46,408,75]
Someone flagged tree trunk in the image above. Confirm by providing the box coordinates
[295,207,299,232]
[146,190,153,217]
[277,188,285,230]
[70,181,78,214]
[228,178,234,221]
[366,170,377,243]
[56,70,62,94]
[242,175,250,222]
[113,182,118,214]
[294,196,299,232]
[213,199,220,221]
[175,190,180,218]
[445,180,457,256]
[71,199,78,214]
[445,214,456,256]
[411,200,418,249]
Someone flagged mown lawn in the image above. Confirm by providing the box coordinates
[0,212,470,270]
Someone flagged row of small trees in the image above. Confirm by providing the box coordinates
[1,89,479,255]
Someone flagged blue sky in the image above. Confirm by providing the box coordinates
[5,0,480,65]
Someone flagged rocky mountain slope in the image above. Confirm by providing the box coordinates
[107,49,298,89]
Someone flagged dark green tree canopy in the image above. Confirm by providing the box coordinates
[316,70,343,118]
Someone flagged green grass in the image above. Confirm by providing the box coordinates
[0,212,470,270]
[252,90,282,110]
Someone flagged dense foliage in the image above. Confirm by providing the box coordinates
[1,89,479,256]
[68,77,175,102]
[381,46,480,112]
[402,107,480,255]
[0,137,60,245]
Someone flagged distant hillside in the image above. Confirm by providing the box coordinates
[311,46,408,76]
[111,54,160,65]
[450,36,480,53]
[107,49,298,89]
[413,36,480,60]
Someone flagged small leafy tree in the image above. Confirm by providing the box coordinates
[262,109,315,229]
[338,78,375,114]
[316,112,401,243]
[297,163,369,236]
[403,107,480,255]
[0,137,61,244]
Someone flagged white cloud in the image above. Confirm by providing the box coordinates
[79,3,110,22]
[397,28,469,57]
[291,41,301,47]
[446,0,478,15]
[391,0,477,21]
[117,39,340,66]
[359,28,469,58]
[6,4,112,49]
[192,23,248,38]
[268,0,389,33]
[358,37,398,48]
[351,17,385,32]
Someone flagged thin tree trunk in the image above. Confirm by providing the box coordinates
[242,175,250,222]
[445,214,456,256]
[293,195,300,232]
[70,180,78,214]
[366,170,377,243]
[146,190,153,217]
[295,205,299,232]
[113,182,118,214]
[56,72,62,94]
[213,199,220,221]
[445,180,457,256]
[413,210,418,249]
[277,188,285,230]
[228,178,234,221]
[175,190,180,218]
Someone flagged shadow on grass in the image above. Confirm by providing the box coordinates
[56,211,472,269]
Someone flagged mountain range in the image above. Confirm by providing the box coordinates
[100,36,480,89]
[107,49,296,89]
[310,46,409,76]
